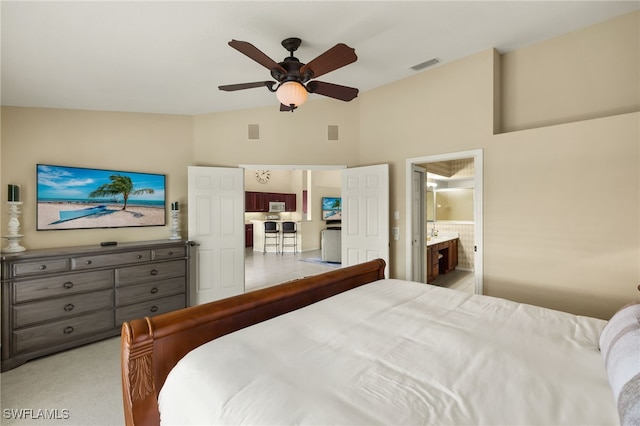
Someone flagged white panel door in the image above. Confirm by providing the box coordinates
[188,166,245,305]
[412,165,426,282]
[341,164,389,276]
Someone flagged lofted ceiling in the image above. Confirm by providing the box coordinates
[1,1,638,115]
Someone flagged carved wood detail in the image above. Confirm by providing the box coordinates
[130,351,154,401]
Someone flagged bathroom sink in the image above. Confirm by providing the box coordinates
[426,233,459,246]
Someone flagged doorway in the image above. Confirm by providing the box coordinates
[405,150,483,294]
[239,163,390,289]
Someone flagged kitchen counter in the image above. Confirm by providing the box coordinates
[251,220,302,253]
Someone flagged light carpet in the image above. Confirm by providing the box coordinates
[0,337,123,425]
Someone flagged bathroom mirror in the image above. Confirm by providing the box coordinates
[426,188,474,222]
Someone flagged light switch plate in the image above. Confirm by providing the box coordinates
[392,227,400,240]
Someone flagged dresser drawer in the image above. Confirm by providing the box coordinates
[115,259,186,287]
[153,246,186,260]
[12,310,114,354]
[115,294,185,325]
[71,250,151,270]
[13,289,114,328]
[13,270,113,303]
[115,277,185,305]
[12,258,69,277]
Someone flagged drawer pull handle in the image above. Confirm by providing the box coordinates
[39,265,47,270]
[136,255,142,259]
[63,326,74,334]
[63,281,74,289]
[150,287,159,294]
[150,305,158,313]
[150,269,158,276]
[85,260,92,265]
[168,251,173,255]
[64,303,75,312]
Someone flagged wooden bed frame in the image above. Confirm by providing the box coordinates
[121,258,386,426]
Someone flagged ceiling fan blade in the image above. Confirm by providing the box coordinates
[306,81,359,102]
[300,43,357,79]
[218,81,276,92]
[228,40,286,75]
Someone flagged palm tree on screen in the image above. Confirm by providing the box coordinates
[88,174,154,211]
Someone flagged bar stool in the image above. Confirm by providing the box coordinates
[263,221,280,254]
[281,221,297,254]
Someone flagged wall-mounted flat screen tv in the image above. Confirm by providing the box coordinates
[37,164,166,231]
[321,196,342,221]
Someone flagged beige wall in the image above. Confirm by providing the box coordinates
[501,11,640,132]
[356,12,639,319]
[2,12,638,319]
[243,169,297,193]
[192,99,359,167]
[358,48,496,280]
[0,108,193,248]
[484,113,638,319]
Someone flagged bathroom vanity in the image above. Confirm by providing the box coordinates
[426,234,459,283]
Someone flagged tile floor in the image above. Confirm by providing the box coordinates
[244,248,475,294]
[428,268,475,293]
[245,248,337,292]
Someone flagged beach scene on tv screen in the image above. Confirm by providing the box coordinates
[37,164,166,230]
[322,197,342,221]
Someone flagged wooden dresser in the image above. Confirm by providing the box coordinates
[1,240,190,371]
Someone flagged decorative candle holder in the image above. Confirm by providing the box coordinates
[3,201,26,252]
[169,208,181,240]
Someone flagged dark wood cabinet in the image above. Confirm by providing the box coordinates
[427,238,459,283]
[283,193,296,211]
[245,191,296,212]
[446,239,458,273]
[427,245,440,283]
[1,240,190,371]
[268,192,284,203]
[245,191,267,212]
[245,223,254,247]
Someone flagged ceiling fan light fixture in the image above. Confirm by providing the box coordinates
[276,81,308,108]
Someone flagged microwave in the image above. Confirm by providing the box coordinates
[268,201,286,212]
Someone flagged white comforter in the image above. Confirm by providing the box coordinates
[159,279,618,425]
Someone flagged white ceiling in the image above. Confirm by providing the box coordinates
[2,1,638,115]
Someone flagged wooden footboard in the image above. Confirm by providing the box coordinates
[121,258,386,426]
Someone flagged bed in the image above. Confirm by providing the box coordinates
[121,259,639,426]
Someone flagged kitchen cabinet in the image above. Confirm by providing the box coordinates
[245,191,296,212]
[245,191,267,212]
[283,193,296,211]
[245,223,254,247]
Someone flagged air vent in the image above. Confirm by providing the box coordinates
[410,58,441,71]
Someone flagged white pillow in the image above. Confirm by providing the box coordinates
[599,302,640,426]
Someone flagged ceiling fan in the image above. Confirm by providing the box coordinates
[218,37,359,112]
